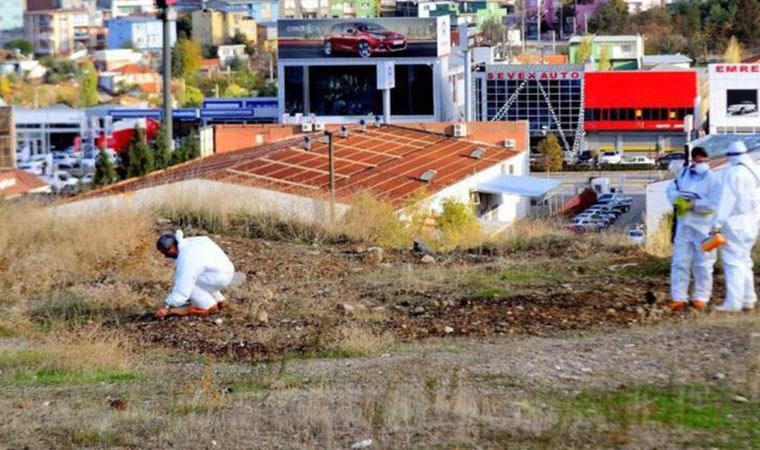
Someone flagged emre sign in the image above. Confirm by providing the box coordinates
[486,71,582,81]
[712,65,760,73]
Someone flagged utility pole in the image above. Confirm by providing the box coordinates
[521,0,526,52]
[324,130,335,222]
[537,0,542,45]
[159,0,175,150]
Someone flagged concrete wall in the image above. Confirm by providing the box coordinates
[645,178,671,238]
[52,179,350,224]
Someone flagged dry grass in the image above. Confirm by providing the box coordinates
[644,213,674,257]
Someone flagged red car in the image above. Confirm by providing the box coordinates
[323,22,407,58]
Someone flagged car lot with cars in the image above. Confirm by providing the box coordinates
[15,146,111,195]
[565,193,635,234]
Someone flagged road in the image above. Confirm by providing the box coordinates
[544,170,666,231]
[278,42,438,59]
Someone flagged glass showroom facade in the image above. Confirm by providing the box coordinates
[474,64,585,152]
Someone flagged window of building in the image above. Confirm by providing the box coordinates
[391,64,434,116]
[284,66,304,115]
[620,44,633,53]
[309,65,381,116]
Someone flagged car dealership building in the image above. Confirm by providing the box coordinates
[708,64,760,135]
[277,17,463,124]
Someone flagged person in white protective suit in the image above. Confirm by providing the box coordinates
[154,230,236,319]
[667,147,721,312]
[710,141,760,312]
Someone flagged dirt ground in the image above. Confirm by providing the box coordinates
[122,233,696,360]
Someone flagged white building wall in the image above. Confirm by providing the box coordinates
[427,151,530,224]
[52,179,351,223]
[708,64,760,134]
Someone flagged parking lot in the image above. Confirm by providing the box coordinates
[544,170,665,232]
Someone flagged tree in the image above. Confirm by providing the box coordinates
[575,36,593,64]
[598,45,611,71]
[724,36,745,63]
[93,149,118,186]
[0,75,11,103]
[735,0,760,48]
[79,60,98,107]
[481,17,507,45]
[222,83,248,98]
[176,15,193,39]
[172,37,202,82]
[183,85,204,107]
[538,133,563,172]
[4,38,33,56]
[126,127,154,178]
[184,130,201,160]
[153,124,172,170]
[589,0,630,34]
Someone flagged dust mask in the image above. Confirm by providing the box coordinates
[691,162,709,175]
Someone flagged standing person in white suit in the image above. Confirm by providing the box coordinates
[710,141,760,312]
[154,230,236,319]
[667,147,721,311]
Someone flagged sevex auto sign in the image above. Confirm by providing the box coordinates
[486,72,582,80]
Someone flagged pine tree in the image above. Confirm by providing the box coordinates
[154,124,172,170]
[126,127,154,178]
[598,45,612,71]
[184,130,201,160]
[723,36,745,63]
[539,133,563,172]
[93,149,118,186]
[79,60,98,107]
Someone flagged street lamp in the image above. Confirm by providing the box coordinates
[157,0,176,150]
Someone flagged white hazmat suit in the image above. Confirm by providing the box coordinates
[164,231,236,310]
[713,142,760,311]
[667,162,721,303]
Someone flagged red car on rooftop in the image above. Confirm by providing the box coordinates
[323,22,407,58]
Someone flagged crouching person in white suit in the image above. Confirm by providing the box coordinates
[155,230,235,319]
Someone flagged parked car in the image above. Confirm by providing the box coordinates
[78,173,94,185]
[323,22,406,58]
[656,152,686,169]
[18,160,45,176]
[52,151,77,167]
[44,170,79,194]
[627,228,646,245]
[578,151,595,166]
[624,156,655,166]
[598,151,622,165]
[563,151,578,166]
[728,101,758,116]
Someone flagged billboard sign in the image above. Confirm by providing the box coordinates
[278,17,448,59]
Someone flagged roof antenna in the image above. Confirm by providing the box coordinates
[340,125,348,138]
[375,115,382,127]
[359,119,367,133]
[303,135,311,151]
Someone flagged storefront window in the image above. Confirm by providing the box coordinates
[309,65,381,116]
[391,64,434,116]
[284,66,304,115]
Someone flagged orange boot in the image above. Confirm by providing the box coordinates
[690,300,707,311]
[669,301,688,312]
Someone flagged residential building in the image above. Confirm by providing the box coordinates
[217,44,249,67]
[192,7,257,47]
[640,54,692,70]
[222,0,280,22]
[24,10,79,56]
[568,35,644,70]
[330,0,377,18]
[97,0,157,18]
[280,0,331,18]
[0,57,49,80]
[623,0,665,14]
[27,0,97,10]
[107,17,176,51]
[98,63,161,94]
[94,48,145,71]
[0,0,25,32]
[0,170,51,198]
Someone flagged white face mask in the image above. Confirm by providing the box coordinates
[728,154,743,165]
[691,162,709,175]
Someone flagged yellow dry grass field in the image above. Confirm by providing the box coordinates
[1,197,758,449]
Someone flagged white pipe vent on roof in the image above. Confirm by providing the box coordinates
[419,169,437,183]
[469,148,485,159]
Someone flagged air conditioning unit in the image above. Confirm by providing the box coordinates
[301,123,313,133]
[453,123,467,137]
[313,122,325,131]
[504,138,516,149]
[469,190,481,205]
